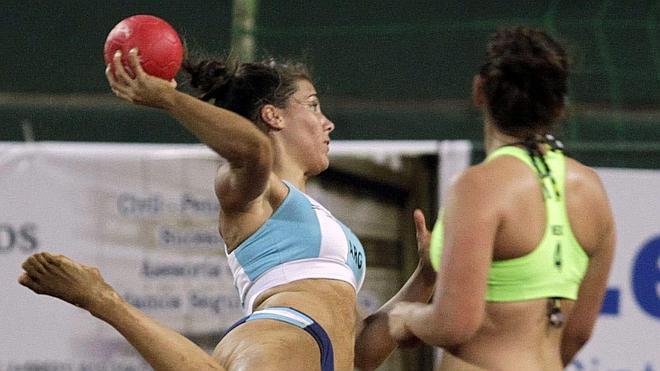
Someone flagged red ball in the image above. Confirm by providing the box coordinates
[104,15,183,80]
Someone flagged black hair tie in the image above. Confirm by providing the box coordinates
[520,134,562,201]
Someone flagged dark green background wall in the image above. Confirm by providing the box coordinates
[1,0,659,168]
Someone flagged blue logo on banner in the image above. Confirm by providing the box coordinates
[632,236,660,318]
[599,235,660,319]
[600,288,620,314]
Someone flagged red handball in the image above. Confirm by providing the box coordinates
[104,15,183,80]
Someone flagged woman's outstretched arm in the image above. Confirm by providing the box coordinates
[107,49,273,211]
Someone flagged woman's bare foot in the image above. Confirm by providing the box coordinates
[18,252,116,314]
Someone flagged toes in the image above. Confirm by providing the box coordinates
[34,253,56,273]
[18,272,43,294]
[43,252,68,267]
[22,255,47,276]
[42,252,58,265]
[17,272,31,285]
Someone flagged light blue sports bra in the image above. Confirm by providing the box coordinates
[225,181,366,313]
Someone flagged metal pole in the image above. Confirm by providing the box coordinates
[231,0,259,62]
[21,119,35,142]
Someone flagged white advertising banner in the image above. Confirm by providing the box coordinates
[1,142,237,370]
[1,142,658,370]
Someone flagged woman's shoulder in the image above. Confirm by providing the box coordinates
[447,157,551,214]
[461,157,539,190]
[564,156,602,182]
[562,157,610,207]
[446,163,513,209]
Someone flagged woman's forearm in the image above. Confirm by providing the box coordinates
[165,91,271,166]
[403,298,482,349]
[403,302,446,345]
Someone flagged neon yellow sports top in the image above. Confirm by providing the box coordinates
[429,145,589,301]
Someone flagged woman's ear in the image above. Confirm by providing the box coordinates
[472,75,486,107]
[260,104,285,131]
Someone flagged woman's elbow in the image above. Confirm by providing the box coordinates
[429,309,482,347]
[245,135,273,174]
[254,134,273,161]
[441,321,479,346]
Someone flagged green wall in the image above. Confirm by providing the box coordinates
[1,1,659,168]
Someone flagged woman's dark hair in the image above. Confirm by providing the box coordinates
[182,55,311,129]
[479,27,569,137]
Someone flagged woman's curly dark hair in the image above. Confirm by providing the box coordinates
[479,27,569,137]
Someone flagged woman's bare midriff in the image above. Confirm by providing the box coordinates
[213,278,358,371]
[438,299,575,371]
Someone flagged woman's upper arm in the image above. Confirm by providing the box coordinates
[564,176,616,345]
[432,167,501,339]
[215,149,273,212]
[164,92,275,212]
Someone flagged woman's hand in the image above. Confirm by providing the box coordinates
[388,301,422,348]
[106,48,178,109]
[413,209,435,281]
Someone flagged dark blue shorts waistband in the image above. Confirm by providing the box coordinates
[223,306,334,371]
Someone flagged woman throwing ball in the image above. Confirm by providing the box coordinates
[19,44,435,370]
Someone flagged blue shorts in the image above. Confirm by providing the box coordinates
[223,306,334,371]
